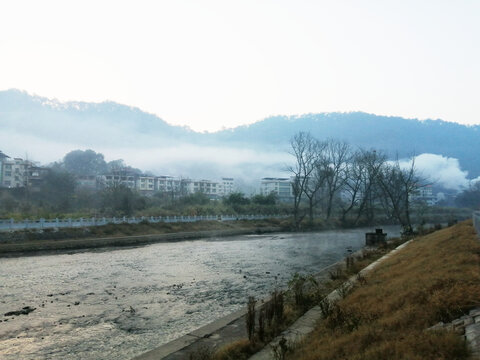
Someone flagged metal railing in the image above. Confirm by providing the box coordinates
[473,211,480,236]
[0,214,289,231]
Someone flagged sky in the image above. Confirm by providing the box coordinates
[1,0,479,132]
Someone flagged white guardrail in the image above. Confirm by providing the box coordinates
[473,211,480,236]
[0,214,289,231]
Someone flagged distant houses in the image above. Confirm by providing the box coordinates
[0,151,50,191]
[0,150,439,205]
[98,171,236,199]
[0,150,238,199]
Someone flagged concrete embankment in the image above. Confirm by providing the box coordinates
[131,240,392,360]
[249,239,413,360]
[132,261,341,360]
[137,221,480,360]
[0,227,281,257]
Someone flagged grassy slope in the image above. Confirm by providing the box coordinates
[289,220,480,360]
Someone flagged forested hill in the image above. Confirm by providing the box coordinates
[0,89,195,147]
[1,89,480,177]
[209,113,480,177]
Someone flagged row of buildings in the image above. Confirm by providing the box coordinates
[0,150,436,204]
[78,172,236,198]
[0,151,241,199]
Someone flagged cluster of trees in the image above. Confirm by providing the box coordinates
[51,149,143,176]
[288,132,425,232]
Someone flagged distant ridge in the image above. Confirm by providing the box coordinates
[1,89,479,177]
[207,112,480,177]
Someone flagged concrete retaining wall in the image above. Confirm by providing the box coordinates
[249,240,413,360]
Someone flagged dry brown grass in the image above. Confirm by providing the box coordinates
[212,339,262,360]
[288,220,480,360]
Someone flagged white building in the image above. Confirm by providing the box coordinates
[412,184,436,206]
[0,151,10,186]
[136,176,156,192]
[0,152,49,190]
[1,157,29,188]
[76,175,99,189]
[74,168,236,199]
[103,171,136,189]
[155,176,235,199]
[260,177,294,202]
[218,177,235,196]
[156,176,185,195]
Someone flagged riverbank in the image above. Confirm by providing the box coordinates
[0,218,287,257]
[0,229,374,360]
[166,220,480,360]
[134,231,407,360]
[281,220,480,360]
[0,227,282,257]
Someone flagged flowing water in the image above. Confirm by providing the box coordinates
[0,227,399,360]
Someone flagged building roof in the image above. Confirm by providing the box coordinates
[0,151,10,159]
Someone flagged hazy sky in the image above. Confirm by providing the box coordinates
[1,0,479,132]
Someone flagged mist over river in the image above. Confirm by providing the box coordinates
[0,228,399,360]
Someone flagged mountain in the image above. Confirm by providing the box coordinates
[209,113,480,177]
[1,89,479,180]
[0,89,196,148]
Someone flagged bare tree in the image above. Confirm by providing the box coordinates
[320,139,351,220]
[337,149,388,225]
[302,140,327,223]
[378,156,423,233]
[338,150,365,223]
[354,149,387,225]
[287,132,318,229]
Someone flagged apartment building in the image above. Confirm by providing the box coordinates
[102,170,136,189]
[2,158,27,188]
[0,151,9,185]
[76,175,99,189]
[260,177,294,202]
[412,184,437,206]
[0,151,49,190]
[156,176,185,195]
[97,170,235,198]
[136,176,156,192]
[219,177,235,197]
[1,150,236,199]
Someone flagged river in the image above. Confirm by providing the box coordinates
[0,227,399,360]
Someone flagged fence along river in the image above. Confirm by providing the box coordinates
[0,227,400,360]
[0,214,287,231]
